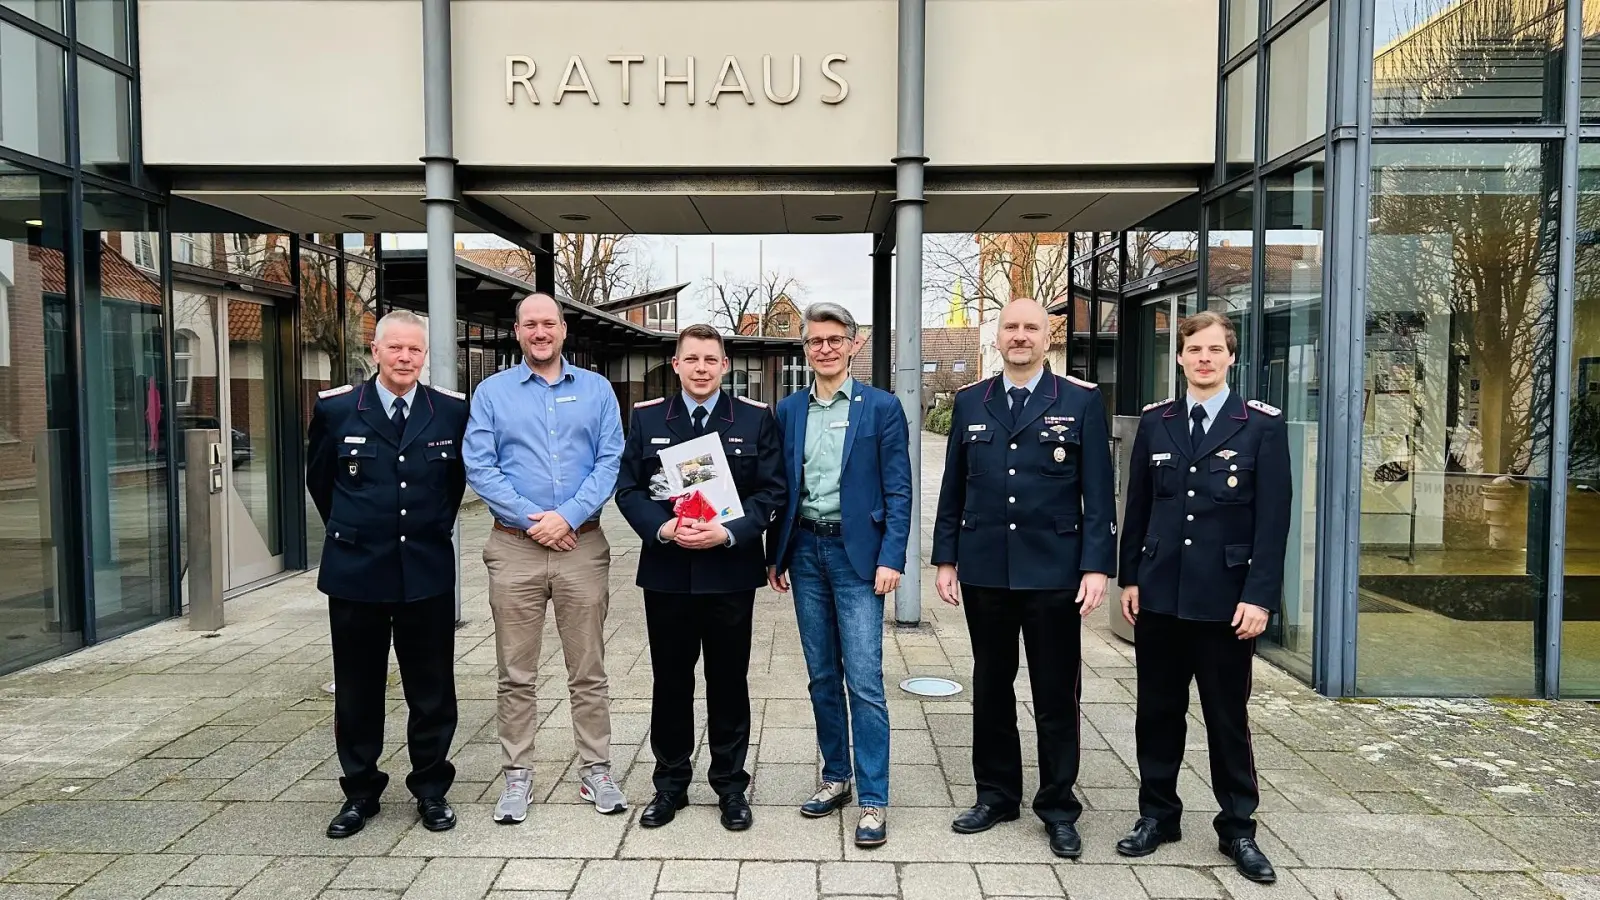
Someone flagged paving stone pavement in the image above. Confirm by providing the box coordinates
[0,435,1597,899]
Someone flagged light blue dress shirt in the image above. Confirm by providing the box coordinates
[681,389,722,423]
[463,358,624,530]
[1185,385,1232,434]
[373,379,418,421]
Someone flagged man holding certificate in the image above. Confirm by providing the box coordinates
[614,323,786,832]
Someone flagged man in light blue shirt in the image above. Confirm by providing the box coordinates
[463,293,627,824]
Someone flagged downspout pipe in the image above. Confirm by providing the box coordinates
[893,0,928,626]
[421,0,462,620]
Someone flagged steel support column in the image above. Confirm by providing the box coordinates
[872,230,894,390]
[536,233,556,296]
[420,0,461,620]
[892,0,927,625]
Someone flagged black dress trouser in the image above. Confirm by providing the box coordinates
[1134,610,1259,840]
[328,594,457,802]
[643,589,756,797]
[961,584,1083,824]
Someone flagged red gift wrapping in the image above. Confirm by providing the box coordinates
[672,489,718,529]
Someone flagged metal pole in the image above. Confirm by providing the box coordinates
[892,0,927,625]
[872,231,894,389]
[536,233,556,296]
[1542,0,1582,698]
[421,0,462,621]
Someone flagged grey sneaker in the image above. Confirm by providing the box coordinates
[579,766,628,815]
[494,769,532,824]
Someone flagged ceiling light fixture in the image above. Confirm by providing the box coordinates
[1019,212,1051,221]
[560,213,591,222]
[341,213,375,222]
[23,219,43,227]
[812,214,843,222]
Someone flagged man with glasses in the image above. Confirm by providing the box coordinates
[766,302,912,848]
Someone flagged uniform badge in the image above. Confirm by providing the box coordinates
[1152,453,1171,462]
[1217,449,1238,460]
[967,424,986,432]
[1050,424,1068,433]
[1053,447,1066,463]
[343,436,367,445]
[650,437,671,445]
[346,460,360,478]
[1228,475,1239,488]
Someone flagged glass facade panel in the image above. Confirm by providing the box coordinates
[1260,155,1324,678]
[1358,143,1555,696]
[1266,2,1329,160]
[78,58,131,177]
[342,256,378,386]
[1206,188,1255,395]
[1271,0,1305,24]
[0,21,67,163]
[170,287,216,587]
[170,233,293,285]
[1227,0,1258,57]
[1562,144,1600,694]
[82,190,171,639]
[0,164,80,675]
[1138,297,1175,407]
[1125,231,1198,282]
[1373,0,1563,126]
[0,0,62,30]
[76,0,128,61]
[1224,56,1258,179]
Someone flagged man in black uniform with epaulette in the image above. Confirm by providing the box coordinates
[932,297,1117,859]
[615,323,785,832]
[1115,310,1289,884]
[306,309,469,839]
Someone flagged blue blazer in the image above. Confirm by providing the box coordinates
[766,381,913,583]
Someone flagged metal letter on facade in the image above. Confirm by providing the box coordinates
[505,55,538,104]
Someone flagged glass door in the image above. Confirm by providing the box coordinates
[221,294,283,588]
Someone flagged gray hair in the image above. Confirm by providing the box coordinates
[373,309,428,347]
[802,302,859,340]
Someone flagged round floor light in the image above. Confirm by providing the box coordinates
[899,676,963,697]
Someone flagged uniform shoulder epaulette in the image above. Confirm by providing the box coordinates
[956,378,986,392]
[1143,398,1174,413]
[318,384,354,399]
[736,396,769,409]
[1064,374,1098,390]
[1247,399,1281,417]
[432,386,465,401]
[634,397,665,408]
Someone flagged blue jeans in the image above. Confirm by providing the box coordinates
[788,529,891,808]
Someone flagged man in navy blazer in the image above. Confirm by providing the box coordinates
[766,302,912,849]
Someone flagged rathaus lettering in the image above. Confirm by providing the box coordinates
[504,54,850,106]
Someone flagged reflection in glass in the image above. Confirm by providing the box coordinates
[1373,0,1562,126]
[1562,145,1600,693]
[1580,2,1600,121]
[0,164,80,674]
[82,190,171,639]
[1206,189,1255,395]
[171,289,217,585]
[226,297,282,588]
[1260,155,1324,679]
[1272,0,1309,24]
[1228,0,1259,57]
[76,0,129,60]
[1225,56,1259,178]
[1358,143,1554,696]
[0,0,63,30]
[1266,2,1329,160]
[1138,297,1176,407]
[299,253,341,568]
[78,59,131,177]
[171,233,293,285]
[343,258,379,386]
[0,21,68,163]
[1125,231,1198,282]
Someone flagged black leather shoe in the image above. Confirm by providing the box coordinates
[417,797,456,832]
[640,791,687,828]
[326,798,379,839]
[950,803,1020,834]
[1116,816,1183,857]
[719,792,754,831]
[1046,822,1083,859]
[1220,837,1277,884]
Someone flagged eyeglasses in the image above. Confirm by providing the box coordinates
[804,336,851,352]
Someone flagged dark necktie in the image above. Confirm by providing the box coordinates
[1008,387,1030,426]
[692,405,708,436]
[391,396,407,439]
[1190,403,1208,452]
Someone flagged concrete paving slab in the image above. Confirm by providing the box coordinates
[838,809,1059,864]
[1134,865,1223,898]
[61,853,194,900]
[166,802,402,857]
[1264,813,1528,870]
[621,805,842,861]
[568,860,658,900]
[818,861,897,895]
[491,860,581,893]
[736,861,818,900]
[1467,817,1600,870]
[328,857,426,892]
[0,802,220,854]
[658,859,739,893]
[400,857,503,900]
[166,855,273,887]
[974,863,1062,896]
[900,862,981,900]
[390,805,624,858]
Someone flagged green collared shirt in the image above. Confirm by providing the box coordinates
[799,377,854,522]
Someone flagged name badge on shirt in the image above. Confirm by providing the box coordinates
[650,437,671,445]
[726,436,745,443]
[1152,452,1172,462]
[967,424,986,432]
[830,420,849,429]
[343,436,367,445]
[556,396,577,403]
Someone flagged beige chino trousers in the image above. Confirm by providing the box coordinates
[482,525,613,776]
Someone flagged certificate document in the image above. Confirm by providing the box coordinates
[655,432,747,524]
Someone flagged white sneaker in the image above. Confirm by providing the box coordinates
[494,769,532,824]
[579,766,628,815]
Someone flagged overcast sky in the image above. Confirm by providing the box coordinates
[393,231,944,327]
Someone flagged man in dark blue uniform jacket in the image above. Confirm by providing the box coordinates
[306,310,468,839]
[931,298,1117,859]
[1115,310,1290,884]
[614,324,785,832]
